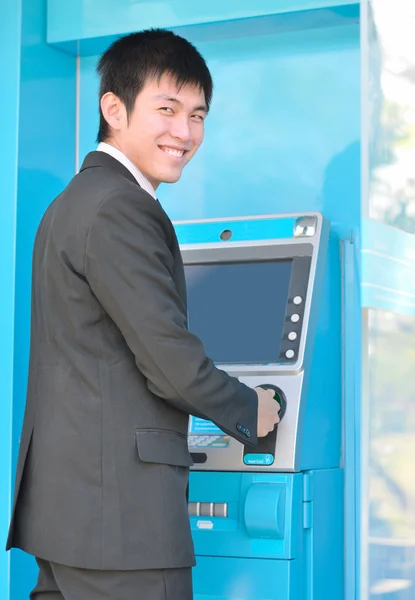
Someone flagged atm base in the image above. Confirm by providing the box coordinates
[189,469,344,600]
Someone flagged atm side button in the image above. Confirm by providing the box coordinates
[200,502,214,517]
[188,502,200,517]
[193,503,228,518]
[213,503,228,518]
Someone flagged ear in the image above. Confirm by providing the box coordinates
[100,92,127,133]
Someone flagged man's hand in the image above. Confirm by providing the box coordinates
[255,387,280,437]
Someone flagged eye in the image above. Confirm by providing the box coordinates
[191,114,205,122]
[159,106,174,114]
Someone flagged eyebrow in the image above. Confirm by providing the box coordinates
[152,93,208,113]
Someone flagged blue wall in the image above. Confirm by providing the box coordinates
[79,20,360,237]
[1,1,22,598]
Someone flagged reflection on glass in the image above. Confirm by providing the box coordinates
[367,0,415,233]
[367,309,415,599]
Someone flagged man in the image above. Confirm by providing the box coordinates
[7,29,280,600]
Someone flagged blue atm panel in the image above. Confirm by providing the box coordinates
[175,213,343,600]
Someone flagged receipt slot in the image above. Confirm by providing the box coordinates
[175,213,343,600]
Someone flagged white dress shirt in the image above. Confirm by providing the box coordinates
[97,142,157,200]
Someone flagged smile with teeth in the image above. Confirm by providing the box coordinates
[159,146,187,159]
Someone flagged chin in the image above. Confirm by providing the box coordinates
[160,171,182,184]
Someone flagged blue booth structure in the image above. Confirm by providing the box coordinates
[2,1,415,599]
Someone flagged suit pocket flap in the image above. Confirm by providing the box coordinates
[135,430,193,467]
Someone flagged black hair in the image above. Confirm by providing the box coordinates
[96,28,213,143]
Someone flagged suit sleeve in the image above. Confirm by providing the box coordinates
[85,190,258,446]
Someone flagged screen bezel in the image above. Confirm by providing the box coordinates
[181,242,314,373]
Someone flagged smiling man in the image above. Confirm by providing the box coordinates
[7,29,280,600]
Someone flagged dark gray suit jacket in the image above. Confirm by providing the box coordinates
[7,152,258,571]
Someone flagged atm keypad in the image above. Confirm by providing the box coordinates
[188,435,230,448]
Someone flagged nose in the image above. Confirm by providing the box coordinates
[169,114,191,143]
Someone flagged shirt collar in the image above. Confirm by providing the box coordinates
[97,142,157,200]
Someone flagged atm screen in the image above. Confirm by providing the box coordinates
[185,260,292,364]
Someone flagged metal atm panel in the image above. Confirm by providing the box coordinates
[177,213,328,473]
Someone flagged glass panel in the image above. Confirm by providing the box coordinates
[366,309,415,598]
[367,0,415,233]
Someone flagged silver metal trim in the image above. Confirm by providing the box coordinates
[181,213,325,472]
[181,235,320,375]
[173,211,322,226]
[190,373,304,472]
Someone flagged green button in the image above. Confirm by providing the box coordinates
[273,391,282,409]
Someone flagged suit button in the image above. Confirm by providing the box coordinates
[237,423,250,438]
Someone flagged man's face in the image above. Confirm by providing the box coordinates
[107,73,207,190]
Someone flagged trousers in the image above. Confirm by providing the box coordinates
[30,558,193,600]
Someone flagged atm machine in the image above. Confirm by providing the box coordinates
[175,212,343,600]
